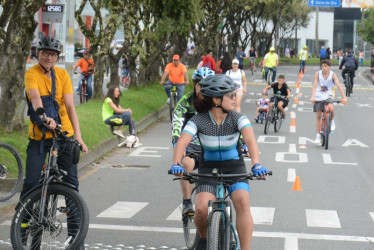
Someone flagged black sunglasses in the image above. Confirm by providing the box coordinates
[225,92,237,99]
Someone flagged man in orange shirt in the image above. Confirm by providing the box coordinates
[160,54,189,104]
[74,51,95,100]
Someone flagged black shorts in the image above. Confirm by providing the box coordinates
[313,98,333,112]
[271,97,289,108]
[196,159,248,195]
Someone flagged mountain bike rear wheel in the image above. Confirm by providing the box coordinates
[345,75,351,97]
[183,185,199,249]
[11,184,89,250]
[0,142,23,202]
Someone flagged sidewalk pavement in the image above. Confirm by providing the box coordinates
[0,105,169,211]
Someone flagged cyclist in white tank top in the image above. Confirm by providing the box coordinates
[310,59,347,144]
[314,70,335,101]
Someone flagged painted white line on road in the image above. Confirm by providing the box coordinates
[275,144,308,163]
[97,201,148,219]
[289,144,297,153]
[251,207,275,225]
[287,169,296,182]
[129,147,169,158]
[370,212,374,222]
[2,220,374,243]
[297,107,313,112]
[167,204,183,221]
[322,154,358,166]
[284,237,298,250]
[306,209,341,228]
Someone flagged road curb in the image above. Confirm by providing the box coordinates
[78,105,169,169]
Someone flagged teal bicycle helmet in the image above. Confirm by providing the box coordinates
[37,36,62,54]
[199,75,240,97]
[192,67,215,83]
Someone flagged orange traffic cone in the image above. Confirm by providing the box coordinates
[27,57,30,63]
[292,176,302,191]
[294,96,299,104]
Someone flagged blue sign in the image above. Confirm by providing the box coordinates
[308,0,341,7]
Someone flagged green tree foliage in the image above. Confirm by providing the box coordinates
[358,8,374,43]
[75,0,124,99]
[0,0,47,132]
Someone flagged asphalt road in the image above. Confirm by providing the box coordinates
[1,64,374,249]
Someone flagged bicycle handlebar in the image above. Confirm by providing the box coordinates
[36,108,81,148]
[167,169,272,183]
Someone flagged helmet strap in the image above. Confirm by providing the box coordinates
[38,63,52,75]
[214,97,229,113]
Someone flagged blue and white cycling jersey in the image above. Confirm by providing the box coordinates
[182,111,251,162]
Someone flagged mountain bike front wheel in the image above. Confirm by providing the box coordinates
[169,92,177,122]
[264,109,273,134]
[0,142,23,202]
[80,80,87,104]
[274,110,283,132]
[11,184,89,250]
[324,113,331,150]
[207,211,225,250]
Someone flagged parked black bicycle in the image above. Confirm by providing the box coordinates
[10,108,89,250]
[264,94,285,134]
[169,169,271,250]
[0,142,23,202]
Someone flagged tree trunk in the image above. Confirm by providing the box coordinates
[315,7,319,57]
[0,0,47,132]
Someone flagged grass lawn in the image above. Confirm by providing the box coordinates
[0,69,196,173]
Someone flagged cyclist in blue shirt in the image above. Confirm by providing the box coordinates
[170,74,269,250]
[236,46,247,70]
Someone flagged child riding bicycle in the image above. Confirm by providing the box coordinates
[263,75,291,119]
[255,92,270,122]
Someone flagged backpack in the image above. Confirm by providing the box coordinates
[26,67,61,152]
[344,55,356,70]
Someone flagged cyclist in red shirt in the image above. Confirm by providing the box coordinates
[202,49,217,73]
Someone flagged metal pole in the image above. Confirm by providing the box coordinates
[65,0,75,81]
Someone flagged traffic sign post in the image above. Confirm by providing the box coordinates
[308,0,341,7]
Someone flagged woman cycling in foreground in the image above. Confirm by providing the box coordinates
[170,74,269,249]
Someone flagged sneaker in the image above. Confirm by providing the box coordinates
[113,130,125,138]
[314,134,321,144]
[281,113,286,120]
[254,117,259,123]
[166,98,170,104]
[182,201,194,216]
[195,238,207,250]
[331,119,336,131]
